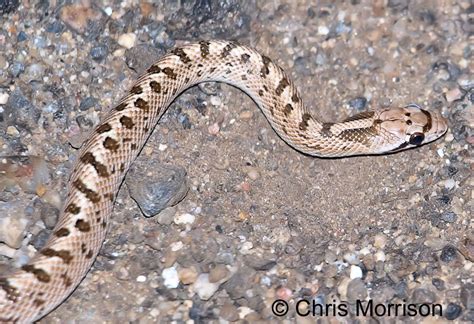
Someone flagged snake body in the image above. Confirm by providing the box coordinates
[0,40,447,322]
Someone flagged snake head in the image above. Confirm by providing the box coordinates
[378,104,448,153]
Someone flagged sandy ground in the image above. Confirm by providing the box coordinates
[0,1,472,323]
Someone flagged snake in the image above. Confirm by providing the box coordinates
[0,40,448,322]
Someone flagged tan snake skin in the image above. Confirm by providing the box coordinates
[0,40,448,322]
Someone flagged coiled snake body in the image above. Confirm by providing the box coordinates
[0,40,447,322]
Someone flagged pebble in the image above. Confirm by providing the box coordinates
[174,213,195,225]
[445,303,462,320]
[412,288,436,304]
[219,303,240,322]
[317,26,329,35]
[350,265,363,279]
[162,267,179,288]
[343,252,359,265]
[90,44,109,61]
[374,234,388,249]
[239,110,253,120]
[208,122,220,135]
[6,126,19,136]
[443,178,456,190]
[194,274,221,300]
[79,96,98,111]
[276,286,292,300]
[346,279,367,303]
[244,166,260,180]
[126,164,188,217]
[0,92,9,104]
[337,277,350,300]
[348,97,367,111]
[136,275,147,283]
[118,33,137,49]
[0,204,29,249]
[25,63,45,81]
[445,87,463,103]
[375,251,385,262]
[156,207,176,225]
[208,264,229,283]
[440,211,457,223]
[178,267,198,285]
[440,245,458,262]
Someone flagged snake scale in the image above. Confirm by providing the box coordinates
[0,40,447,322]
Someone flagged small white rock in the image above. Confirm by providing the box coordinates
[350,265,363,279]
[136,275,147,282]
[193,274,220,300]
[317,26,329,35]
[375,250,386,262]
[443,179,456,190]
[170,241,183,251]
[104,7,113,16]
[6,126,19,136]
[158,144,168,151]
[118,33,137,49]
[437,148,445,157]
[174,213,195,225]
[0,92,9,105]
[210,96,221,106]
[162,267,179,288]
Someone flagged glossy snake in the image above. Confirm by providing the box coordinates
[0,40,448,322]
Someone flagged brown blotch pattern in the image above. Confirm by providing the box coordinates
[21,265,51,283]
[81,243,87,254]
[130,85,143,95]
[65,203,81,215]
[75,219,91,232]
[80,152,109,177]
[283,103,293,116]
[149,80,161,93]
[41,248,73,264]
[299,113,312,131]
[199,40,210,58]
[120,115,135,129]
[134,98,150,112]
[260,55,272,78]
[103,136,120,152]
[131,143,138,150]
[420,109,432,132]
[96,123,112,134]
[241,53,250,63]
[73,179,101,203]
[258,89,264,96]
[321,123,334,137]
[170,47,191,64]
[221,42,237,57]
[209,67,217,74]
[60,272,73,287]
[115,102,127,111]
[85,250,94,259]
[275,77,289,96]
[163,67,177,80]
[291,93,299,103]
[55,227,70,237]
[0,278,19,302]
[147,64,161,74]
[33,298,45,307]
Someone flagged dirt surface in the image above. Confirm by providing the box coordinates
[0,1,472,323]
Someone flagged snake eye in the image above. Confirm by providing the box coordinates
[409,133,425,145]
